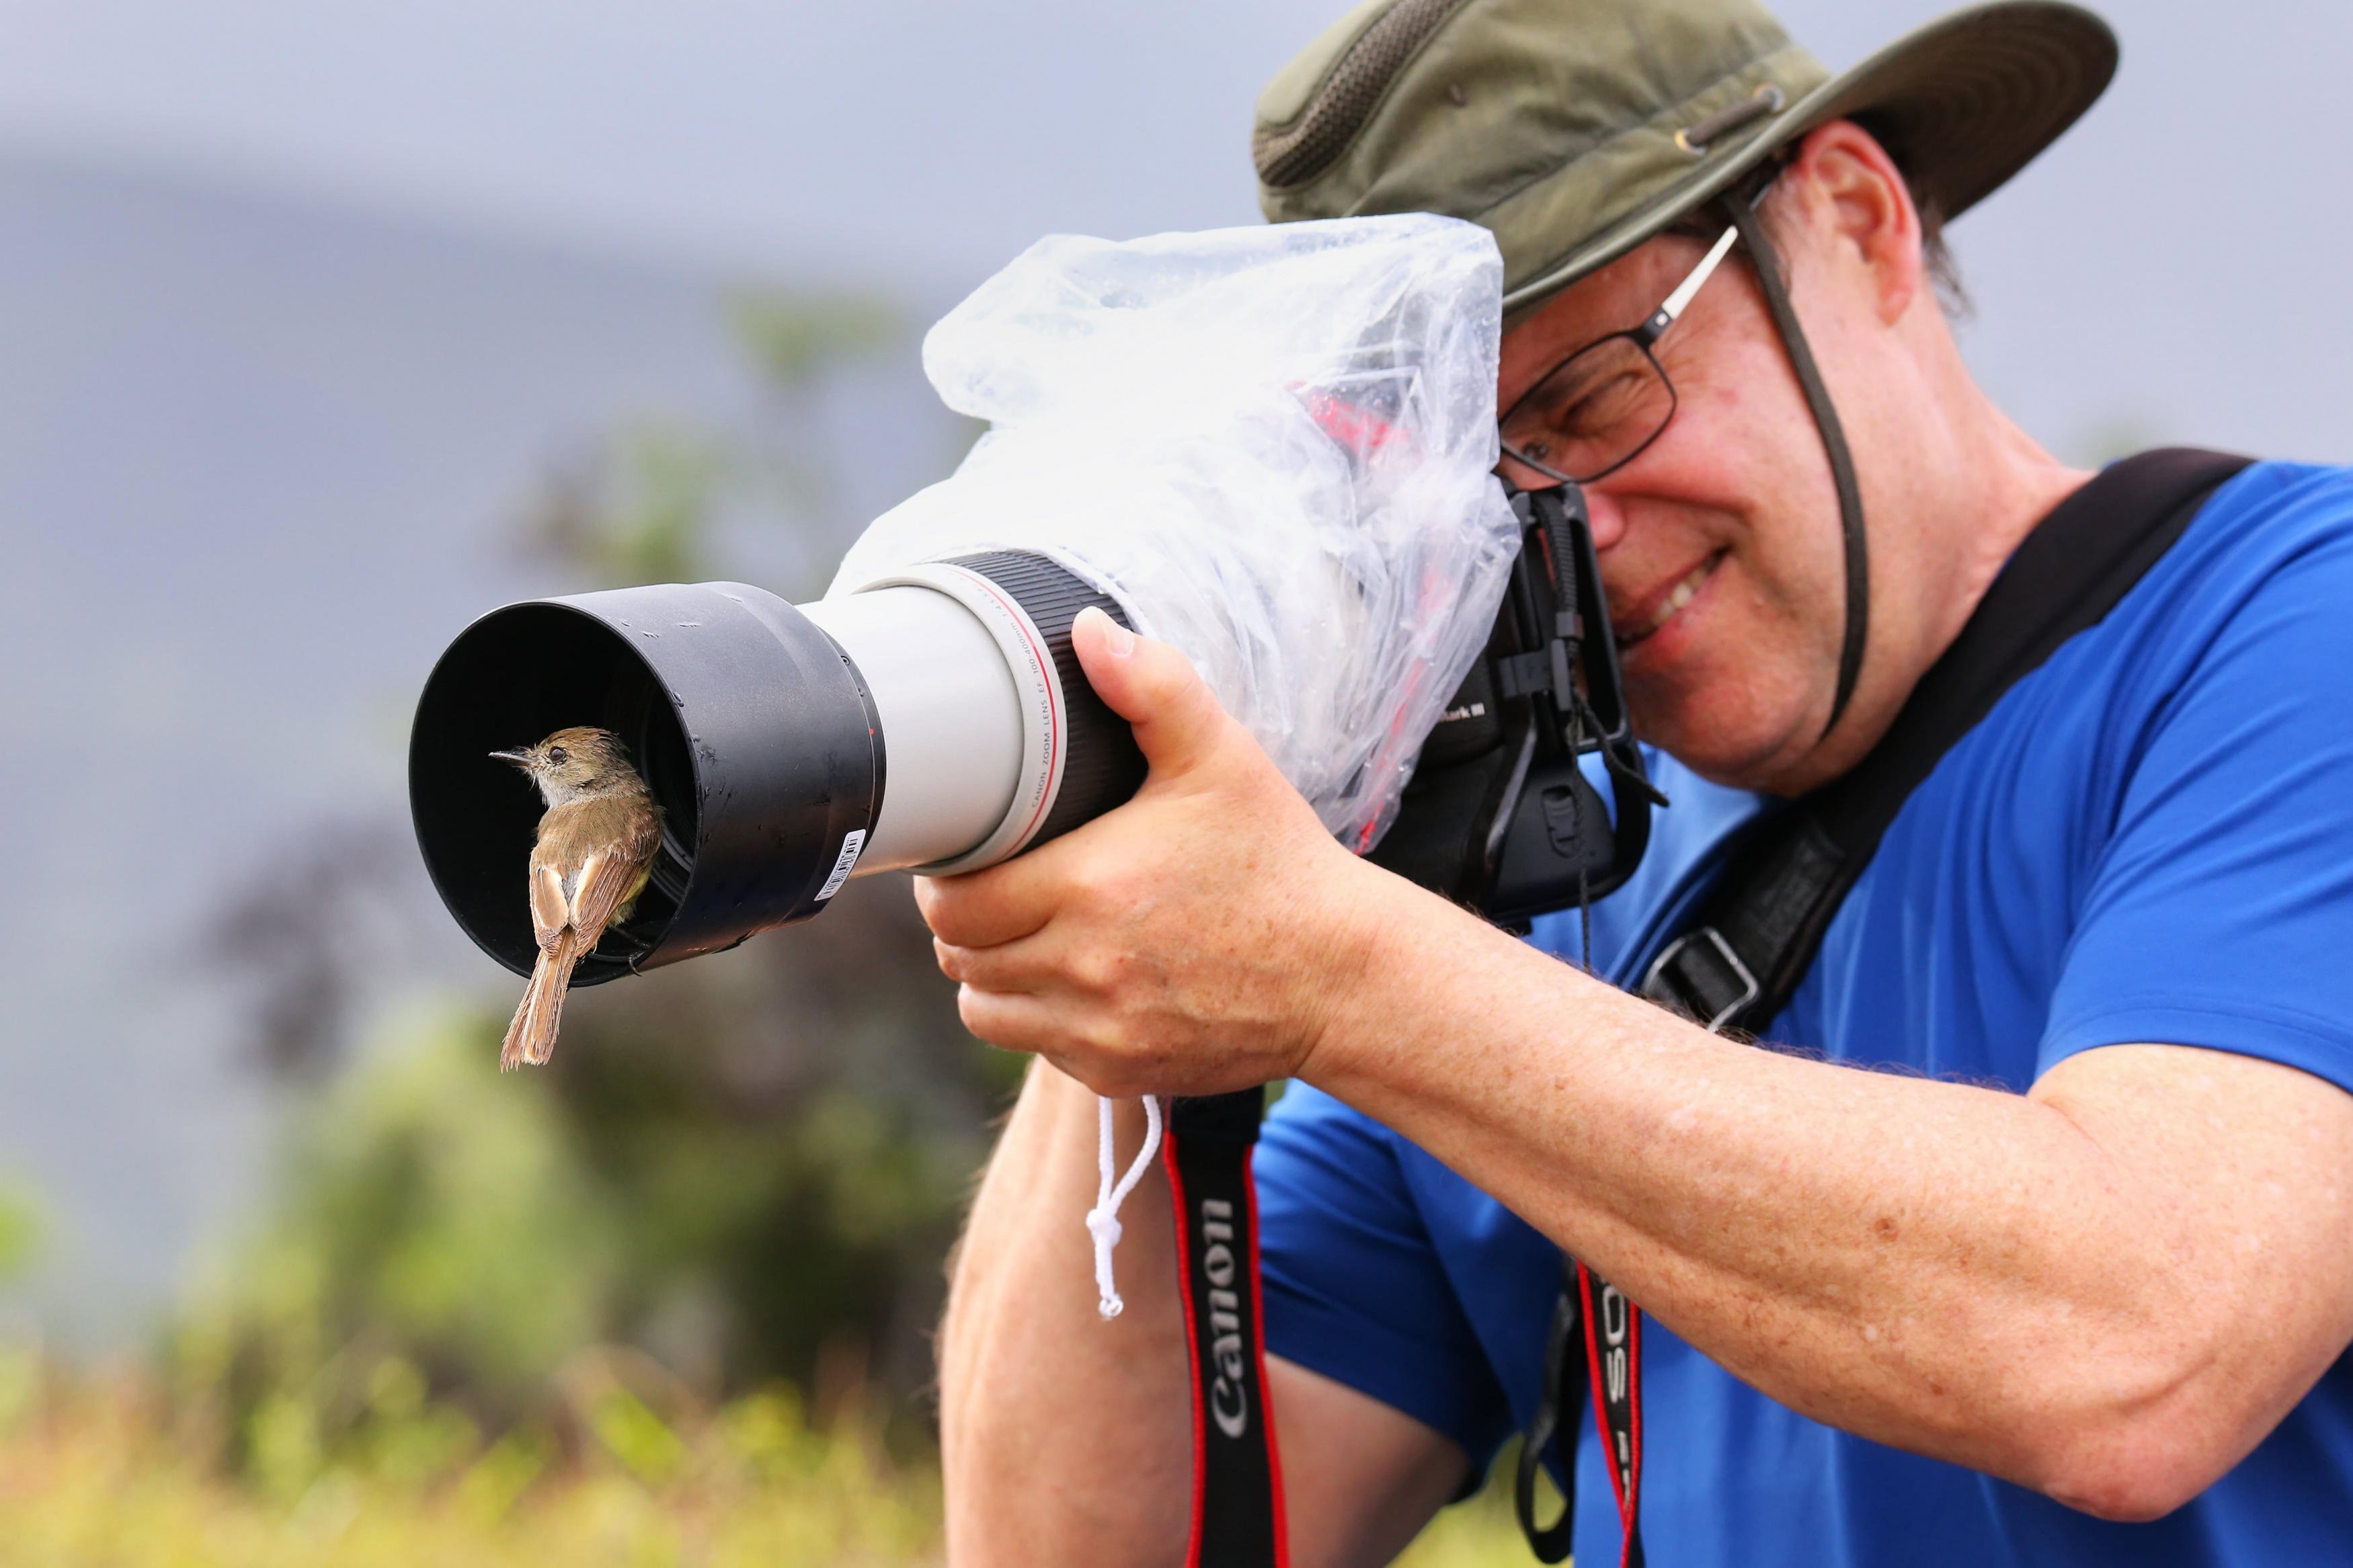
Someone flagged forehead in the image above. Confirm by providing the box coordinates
[1501,231,1713,377]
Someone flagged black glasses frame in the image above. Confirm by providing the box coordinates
[1499,222,1743,488]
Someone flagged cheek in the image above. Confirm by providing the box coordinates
[1595,343,1853,769]
[1620,510,1845,776]
[1671,368,1798,475]
[1663,372,1847,610]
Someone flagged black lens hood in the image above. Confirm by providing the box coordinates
[409,582,881,985]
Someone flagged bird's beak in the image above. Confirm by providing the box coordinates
[488,749,535,769]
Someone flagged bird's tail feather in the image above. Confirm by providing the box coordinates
[502,930,580,1071]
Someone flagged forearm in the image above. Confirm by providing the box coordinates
[1303,874,2204,1497]
[921,619,2353,1523]
[940,1059,1193,1565]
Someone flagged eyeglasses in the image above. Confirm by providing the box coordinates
[1498,223,1742,487]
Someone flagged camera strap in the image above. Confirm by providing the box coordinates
[1515,447,2249,1568]
[1164,1088,1288,1568]
[1717,192,1869,742]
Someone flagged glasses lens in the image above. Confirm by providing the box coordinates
[1500,335,1674,483]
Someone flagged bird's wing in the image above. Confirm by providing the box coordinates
[528,860,569,950]
[564,825,655,946]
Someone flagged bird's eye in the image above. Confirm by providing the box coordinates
[547,746,569,766]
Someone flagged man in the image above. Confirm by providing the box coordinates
[928,0,2353,1563]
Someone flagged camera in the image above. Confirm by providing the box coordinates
[410,217,1659,975]
[407,480,1652,981]
[1370,482,1657,929]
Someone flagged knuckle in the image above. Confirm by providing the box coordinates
[955,985,1010,1046]
[912,878,959,940]
[1068,857,1140,917]
[1174,675,1222,730]
[1077,1011,1144,1065]
[1053,847,1106,897]
[1066,943,1117,997]
[1068,940,1154,1005]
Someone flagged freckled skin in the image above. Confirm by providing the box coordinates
[932,123,2353,1565]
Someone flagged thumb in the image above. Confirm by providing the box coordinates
[1070,606,1229,782]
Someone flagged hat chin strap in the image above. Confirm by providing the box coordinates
[1715,194,1869,742]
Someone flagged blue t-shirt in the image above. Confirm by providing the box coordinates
[1259,462,2353,1567]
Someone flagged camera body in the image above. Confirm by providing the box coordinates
[1371,484,1654,929]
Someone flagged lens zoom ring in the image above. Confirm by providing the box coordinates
[947,550,1148,849]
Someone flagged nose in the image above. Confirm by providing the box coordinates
[1580,483,1631,552]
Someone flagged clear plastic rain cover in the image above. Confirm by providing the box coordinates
[828,214,1521,852]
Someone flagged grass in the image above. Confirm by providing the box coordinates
[0,1368,936,1567]
[0,1348,1533,1567]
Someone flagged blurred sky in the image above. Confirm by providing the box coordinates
[0,0,2346,1339]
[3,0,2347,449]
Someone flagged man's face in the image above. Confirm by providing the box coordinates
[1497,217,1853,787]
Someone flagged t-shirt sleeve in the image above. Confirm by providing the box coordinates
[2041,489,2353,1090]
[1254,1083,1511,1458]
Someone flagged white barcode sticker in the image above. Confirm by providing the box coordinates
[815,829,867,901]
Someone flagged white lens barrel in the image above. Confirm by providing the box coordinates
[796,584,1025,874]
[800,551,1147,884]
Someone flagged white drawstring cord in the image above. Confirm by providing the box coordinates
[1086,1094,1164,1319]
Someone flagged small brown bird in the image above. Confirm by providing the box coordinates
[489,726,662,1071]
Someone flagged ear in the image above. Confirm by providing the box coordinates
[1783,120,1925,326]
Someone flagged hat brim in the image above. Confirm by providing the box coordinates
[1501,0,2118,314]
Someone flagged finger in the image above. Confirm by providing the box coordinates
[953,985,1067,1059]
[1071,607,1231,784]
[932,936,1045,995]
[912,860,1055,950]
[932,895,1108,994]
[954,987,1157,1097]
[917,801,1147,948]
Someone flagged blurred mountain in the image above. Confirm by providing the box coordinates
[0,146,958,1343]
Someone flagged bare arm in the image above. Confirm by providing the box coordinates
[940,1062,1191,1565]
[1273,1357,1472,1568]
[1308,885,2353,1520]
[924,613,2353,1525]
[939,1059,1469,1567]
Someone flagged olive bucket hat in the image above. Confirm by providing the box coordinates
[1254,0,2117,313]
[1255,0,2116,739]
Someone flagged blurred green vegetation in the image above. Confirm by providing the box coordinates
[0,1350,1529,1566]
[0,1180,44,1285]
[188,946,1014,1452]
[0,1348,945,1566]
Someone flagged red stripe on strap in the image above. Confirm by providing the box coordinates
[1164,1128,1211,1568]
[1243,1147,1291,1567]
[1576,1262,1644,1568]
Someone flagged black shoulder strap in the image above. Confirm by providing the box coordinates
[1642,447,2254,1035]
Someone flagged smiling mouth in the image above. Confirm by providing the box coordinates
[1616,553,1724,649]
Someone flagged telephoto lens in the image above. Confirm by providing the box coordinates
[413,213,1529,990]
[409,551,1146,985]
